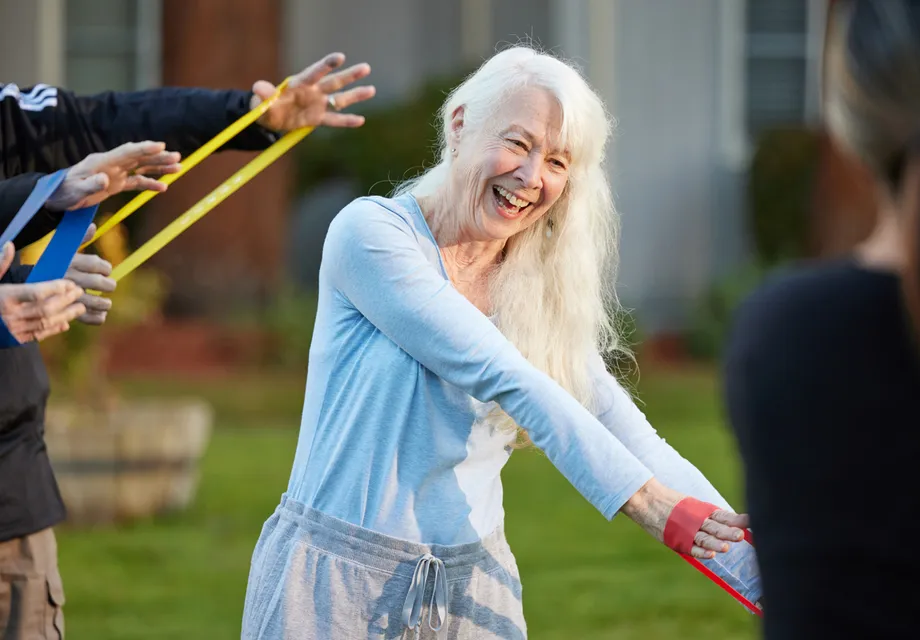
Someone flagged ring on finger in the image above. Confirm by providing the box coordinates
[327,94,340,112]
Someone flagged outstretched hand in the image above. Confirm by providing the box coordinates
[251,52,376,131]
[621,478,749,559]
[45,141,182,212]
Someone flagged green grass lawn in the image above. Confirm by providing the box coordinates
[55,368,759,639]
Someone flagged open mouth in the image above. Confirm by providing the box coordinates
[492,185,533,218]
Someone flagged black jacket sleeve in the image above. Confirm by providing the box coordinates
[0,173,62,247]
[0,253,32,285]
[1,83,279,244]
[1,83,279,177]
[4,263,32,284]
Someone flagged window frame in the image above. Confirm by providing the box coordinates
[717,0,828,171]
[64,0,161,93]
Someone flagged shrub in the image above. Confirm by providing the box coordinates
[748,126,823,266]
[686,125,823,360]
[685,261,773,360]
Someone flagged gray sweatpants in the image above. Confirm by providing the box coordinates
[241,495,527,639]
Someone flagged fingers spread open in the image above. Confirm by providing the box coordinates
[325,85,376,113]
[291,53,346,87]
[317,63,372,94]
[133,150,182,169]
[123,175,170,193]
[117,140,168,162]
[321,112,366,129]
[133,163,182,178]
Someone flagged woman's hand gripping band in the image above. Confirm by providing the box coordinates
[622,479,749,559]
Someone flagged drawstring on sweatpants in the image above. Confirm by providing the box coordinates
[401,553,448,635]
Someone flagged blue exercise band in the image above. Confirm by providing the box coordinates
[0,170,97,347]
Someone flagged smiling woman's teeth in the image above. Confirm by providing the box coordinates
[494,185,530,211]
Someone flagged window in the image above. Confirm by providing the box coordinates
[745,0,825,142]
[64,0,160,94]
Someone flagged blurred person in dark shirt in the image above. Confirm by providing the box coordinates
[724,1,920,637]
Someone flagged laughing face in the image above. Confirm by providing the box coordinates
[450,86,570,242]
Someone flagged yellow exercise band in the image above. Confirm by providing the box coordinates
[81,76,313,283]
[109,126,312,283]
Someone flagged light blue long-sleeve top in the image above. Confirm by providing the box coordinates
[286,193,761,603]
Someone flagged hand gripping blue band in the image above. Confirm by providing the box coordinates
[0,170,98,347]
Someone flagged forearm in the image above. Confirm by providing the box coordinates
[589,354,737,508]
[591,362,762,603]
[69,87,278,157]
[622,444,762,602]
[620,478,674,541]
[492,364,655,519]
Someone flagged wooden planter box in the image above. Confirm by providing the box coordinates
[43,400,213,526]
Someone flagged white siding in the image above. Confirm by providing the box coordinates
[609,0,725,333]
[0,0,65,86]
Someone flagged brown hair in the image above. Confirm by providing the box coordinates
[825,0,920,333]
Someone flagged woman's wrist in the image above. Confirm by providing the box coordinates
[621,478,680,542]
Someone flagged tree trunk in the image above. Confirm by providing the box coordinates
[150,0,289,317]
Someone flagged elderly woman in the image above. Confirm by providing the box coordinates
[242,46,761,639]
[724,1,920,638]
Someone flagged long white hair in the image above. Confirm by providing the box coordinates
[395,45,628,442]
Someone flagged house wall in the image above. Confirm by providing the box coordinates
[282,0,556,106]
[282,0,465,106]
[604,0,740,334]
[275,0,751,333]
[0,0,65,86]
[150,0,290,316]
[1,0,835,334]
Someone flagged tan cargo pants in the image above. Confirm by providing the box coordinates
[0,528,65,639]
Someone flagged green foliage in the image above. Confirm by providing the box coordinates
[686,125,823,360]
[260,283,319,370]
[685,262,774,360]
[748,126,823,266]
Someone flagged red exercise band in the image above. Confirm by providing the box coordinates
[663,497,719,554]
[680,530,761,617]
[665,498,763,617]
